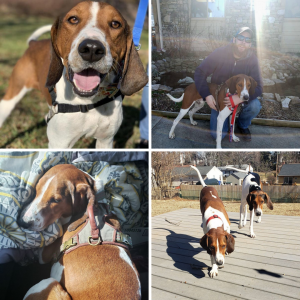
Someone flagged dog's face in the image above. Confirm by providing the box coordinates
[246,190,273,216]
[225,74,257,102]
[46,1,147,98]
[200,227,235,266]
[18,165,95,231]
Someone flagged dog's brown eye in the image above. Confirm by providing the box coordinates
[68,16,79,24]
[111,21,121,29]
[50,198,61,204]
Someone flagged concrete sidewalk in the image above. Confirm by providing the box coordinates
[152,115,300,148]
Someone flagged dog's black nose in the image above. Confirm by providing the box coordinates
[17,217,31,229]
[243,95,249,101]
[256,212,261,216]
[78,39,106,62]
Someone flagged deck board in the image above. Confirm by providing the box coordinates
[152,208,300,300]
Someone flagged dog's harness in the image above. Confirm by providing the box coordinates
[206,214,222,226]
[55,205,132,262]
[46,62,125,124]
[46,87,124,123]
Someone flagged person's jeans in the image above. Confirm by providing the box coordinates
[210,98,262,140]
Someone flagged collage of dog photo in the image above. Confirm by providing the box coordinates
[0,0,300,299]
[151,0,300,299]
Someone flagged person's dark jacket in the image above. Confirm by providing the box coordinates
[194,44,263,101]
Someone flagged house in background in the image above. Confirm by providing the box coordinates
[153,0,300,53]
[171,165,223,186]
[226,172,247,185]
[219,164,253,178]
[278,163,300,185]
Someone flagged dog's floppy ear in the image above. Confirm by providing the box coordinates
[119,26,148,96]
[46,17,64,88]
[249,76,257,95]
[264,193,273,210]
[225,233,235,254]
[246,193,254,211]
[225,75,239,95]
[200,234,211,255]
[67,179,96,232]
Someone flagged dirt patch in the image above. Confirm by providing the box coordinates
[152,199,300,217]
[152,91,300,121]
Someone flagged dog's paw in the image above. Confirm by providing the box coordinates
[169,133,175,139]
[238,224,244,229]
[191,121,198,126]
[209,267,219,278]
[232,135,240,142]
[250,232,256,238]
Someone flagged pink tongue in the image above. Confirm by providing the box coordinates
[73,69,100,91]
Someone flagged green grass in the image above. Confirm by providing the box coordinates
[0,14,148,148]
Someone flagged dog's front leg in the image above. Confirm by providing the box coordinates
[209,255,219,278]
[216,107,231,149]
[96,138,114,149]
[249,209,256,238]
[238,203,245,229]
[230,113,240,142]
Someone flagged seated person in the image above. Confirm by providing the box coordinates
[194,27,263,141]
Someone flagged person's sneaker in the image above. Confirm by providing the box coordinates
[237,126,251,141]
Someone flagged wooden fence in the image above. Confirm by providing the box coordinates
[152,185,300,203]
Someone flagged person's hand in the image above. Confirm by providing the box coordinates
[224,94,244,109]
[206,95,217,111]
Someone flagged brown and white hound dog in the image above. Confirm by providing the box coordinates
[191,166,235,278]
[0,1,147,148]
[167,74,257,148]
[239,172,273,238]
[18,164,140,300]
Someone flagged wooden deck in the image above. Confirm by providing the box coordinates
[152,208,300,300]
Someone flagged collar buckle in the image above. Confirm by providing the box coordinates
[116,231,133,248]
[80,105,89,113]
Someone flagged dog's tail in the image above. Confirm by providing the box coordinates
[190,166,206,187]
[166,93,184,103]
[27,25,52,45]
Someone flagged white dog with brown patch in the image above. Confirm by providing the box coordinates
[191,166,235,278]
[0,1,147,148]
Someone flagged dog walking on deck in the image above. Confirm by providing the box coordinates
[191,166,235,278]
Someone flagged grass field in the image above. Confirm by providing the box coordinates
[0,14,148,148]
[152,198,300,217]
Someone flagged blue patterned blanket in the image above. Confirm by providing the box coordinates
[0,152,147,255]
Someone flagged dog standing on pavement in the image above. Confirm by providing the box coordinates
[166,74,257,148]
[191,166,235,278]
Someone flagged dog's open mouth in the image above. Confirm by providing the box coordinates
[69,68,106,97]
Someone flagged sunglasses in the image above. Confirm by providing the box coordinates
[235,34,252,43]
